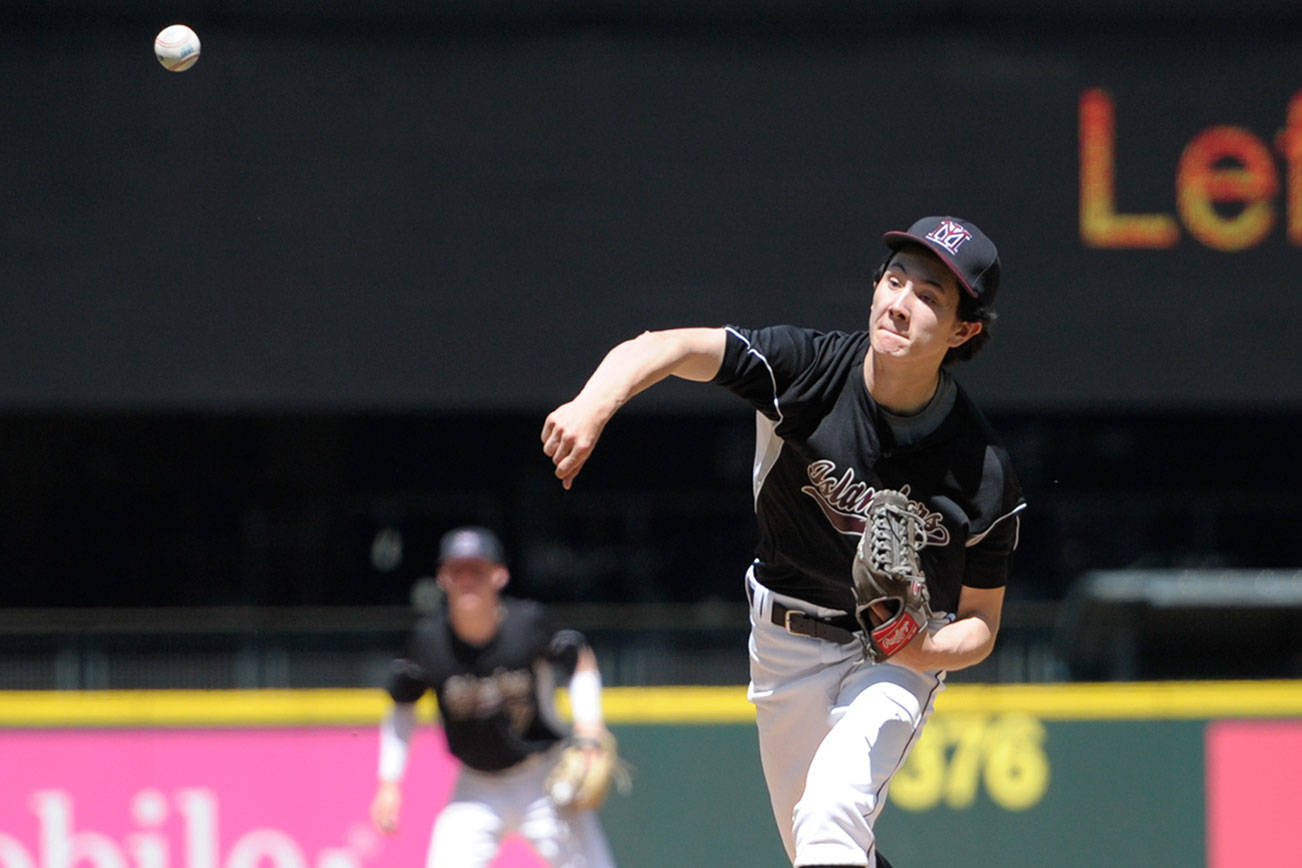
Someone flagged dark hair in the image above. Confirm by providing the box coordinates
[873,250,996,365]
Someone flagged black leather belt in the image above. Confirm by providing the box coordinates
[770,600,861,645]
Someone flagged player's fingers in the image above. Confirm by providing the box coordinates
[547,424,589,467]
[554,448,588,487]
[545,427,577,466]
[539,413,559,447]
[542,414,573,461]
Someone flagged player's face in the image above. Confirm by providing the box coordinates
[869,249,978,362]
[437,558,507,608]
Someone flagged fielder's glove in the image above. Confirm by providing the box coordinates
[545,731,628,811]
[852,488,935,662]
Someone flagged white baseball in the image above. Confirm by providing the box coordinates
[154,24,201,72]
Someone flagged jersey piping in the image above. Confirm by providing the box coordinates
[725,326,783,423]
[965,503,1027,548]
[753,412,784,508]
[726,326,788,508]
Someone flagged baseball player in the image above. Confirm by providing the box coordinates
[369,525,618,868]
[541,216,1025,867]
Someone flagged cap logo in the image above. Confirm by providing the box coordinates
[925,220,973,255]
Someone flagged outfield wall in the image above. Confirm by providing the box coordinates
[1,683,1299,868]
[4,18,1302,415]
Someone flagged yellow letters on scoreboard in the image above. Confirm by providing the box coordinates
[1079,87,1302,250]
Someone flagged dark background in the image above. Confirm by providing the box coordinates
[1,1,1298,617]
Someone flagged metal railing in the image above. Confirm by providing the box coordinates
[0,599,1066,690]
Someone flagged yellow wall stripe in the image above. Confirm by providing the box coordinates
[0,681,1299,728]
[930,680,1302,720]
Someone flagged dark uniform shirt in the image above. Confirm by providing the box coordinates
[386,597,568,772]
[712,325,1026,616]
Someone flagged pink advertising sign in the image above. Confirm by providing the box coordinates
[0,728,545,868]
[1206,720,1302,868]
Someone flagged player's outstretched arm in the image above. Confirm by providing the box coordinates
[890,585,1004,673]
[568,644,607,739]
[542,328,726,489]
[371,702,418,834]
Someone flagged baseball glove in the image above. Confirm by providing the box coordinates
[545,731,626,811]
[852,488,935,662]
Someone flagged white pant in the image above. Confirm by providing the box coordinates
[426,745,616,868]
[746,569,945,867]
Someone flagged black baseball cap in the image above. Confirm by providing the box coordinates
[883,216,1001,307]
[437,526,505,565]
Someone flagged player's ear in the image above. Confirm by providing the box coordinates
[948,319,982,347]
[491,566,509,591]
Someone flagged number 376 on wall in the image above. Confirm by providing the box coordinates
[890,713,1050,812]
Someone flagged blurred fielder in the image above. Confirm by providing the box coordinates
[542,217,1025,867]
[370,526,619,868]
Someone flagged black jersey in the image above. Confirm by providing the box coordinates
[712,325,1026,616]
[386,597,567,772]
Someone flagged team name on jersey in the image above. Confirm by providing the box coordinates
[800,460,950,547]
[443,667,536,733]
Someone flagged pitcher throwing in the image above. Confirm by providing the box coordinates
[542,217,1026,867]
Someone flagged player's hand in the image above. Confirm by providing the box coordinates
[571,719,608,741]
[865,601,892,625]
[541,398,610,490]
[370,781,402,835]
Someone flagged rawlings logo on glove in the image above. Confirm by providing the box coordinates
[852,488,936,662]
[545,731,629,811]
